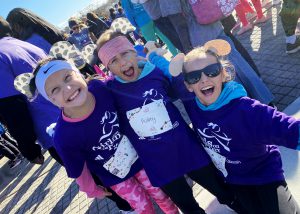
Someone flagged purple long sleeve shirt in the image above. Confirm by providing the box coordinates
[108,66,211,187]
[54,80,142,187]
[172,76,300,185]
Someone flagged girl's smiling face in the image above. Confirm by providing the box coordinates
[45,69,88,109]
[184,53,226,106]
[107,50,141,82]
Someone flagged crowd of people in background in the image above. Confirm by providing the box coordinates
[1,0,300,213]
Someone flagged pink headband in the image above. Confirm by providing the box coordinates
[98,36,136,67]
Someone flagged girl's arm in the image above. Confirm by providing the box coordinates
[76,162,112,199]
[148,52,195,101]
[246,99,300,150]
[148,52,172,80]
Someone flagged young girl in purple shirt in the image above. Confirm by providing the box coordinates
[169,39,300,213]
[14,57,178,214]
[97,30,246,213]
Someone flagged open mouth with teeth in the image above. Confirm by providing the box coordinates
[201,86,215,96]
[67,89,81,102]
[122,67,135,78]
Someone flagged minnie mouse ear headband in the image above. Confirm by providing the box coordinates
[50,41,86,69]
[14,73,35,99]
[110,17,136,35]
[14,60,79,100]
[169,39,231,77]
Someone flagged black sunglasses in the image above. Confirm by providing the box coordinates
[183,63,222,85]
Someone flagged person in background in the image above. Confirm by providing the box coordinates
[86,12,109,39]
[68,18,96,50]
[279,0,300,54]
[222,14,261,77]
[235,0,270,35]
[121,0,178,56]
[0,16,45,164]
[116,7,126,18]
[0,120,23,169]
[103,16,112,27]
[6,8,65,54]
[179,0,274,106]
[109,8,117,21]
[142,0,192,53]
[1,17,65,165]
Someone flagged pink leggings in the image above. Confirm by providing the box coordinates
[111,169,178,214]
[235,0,264,26]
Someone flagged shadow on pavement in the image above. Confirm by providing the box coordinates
[49,180,79,214]
[14,163,62,214]
[0,156,58,213]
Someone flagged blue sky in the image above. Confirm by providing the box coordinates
[1,0,108,27]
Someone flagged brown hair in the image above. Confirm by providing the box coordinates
[7,8,65,44]
[0,16,12,38]
[86,12,98,20]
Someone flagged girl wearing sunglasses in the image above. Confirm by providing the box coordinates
[170,39,300,214]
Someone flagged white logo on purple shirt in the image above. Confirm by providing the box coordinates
[92,111,120,151]
[92,111,138,178]
[197,122,241,177]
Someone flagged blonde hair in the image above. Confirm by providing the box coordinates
[184,47,235,82]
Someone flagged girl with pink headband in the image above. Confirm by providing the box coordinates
[16,57,178,214]
[97,30,246,213]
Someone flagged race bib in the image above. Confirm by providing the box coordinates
[126,99,173,137]
[103,136,138,178]
[204,147,228,177]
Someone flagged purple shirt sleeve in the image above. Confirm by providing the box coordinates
[76,162,106,199]
[247,99,300,149]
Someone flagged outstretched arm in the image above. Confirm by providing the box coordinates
[76,162,112,199]
[245,99,300,150]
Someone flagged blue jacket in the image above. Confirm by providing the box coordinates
[121,0,151,28]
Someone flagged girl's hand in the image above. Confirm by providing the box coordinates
[101,188,113,197]
[144,41,167,60]
[137,56,147,69]
[136,56,147,62]
[96,186,112,199]
[169,53,185,77]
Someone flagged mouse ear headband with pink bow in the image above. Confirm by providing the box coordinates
[169,39,231,77]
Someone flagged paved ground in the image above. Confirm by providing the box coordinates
[236,2,300,111]
[1,2,300,214]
